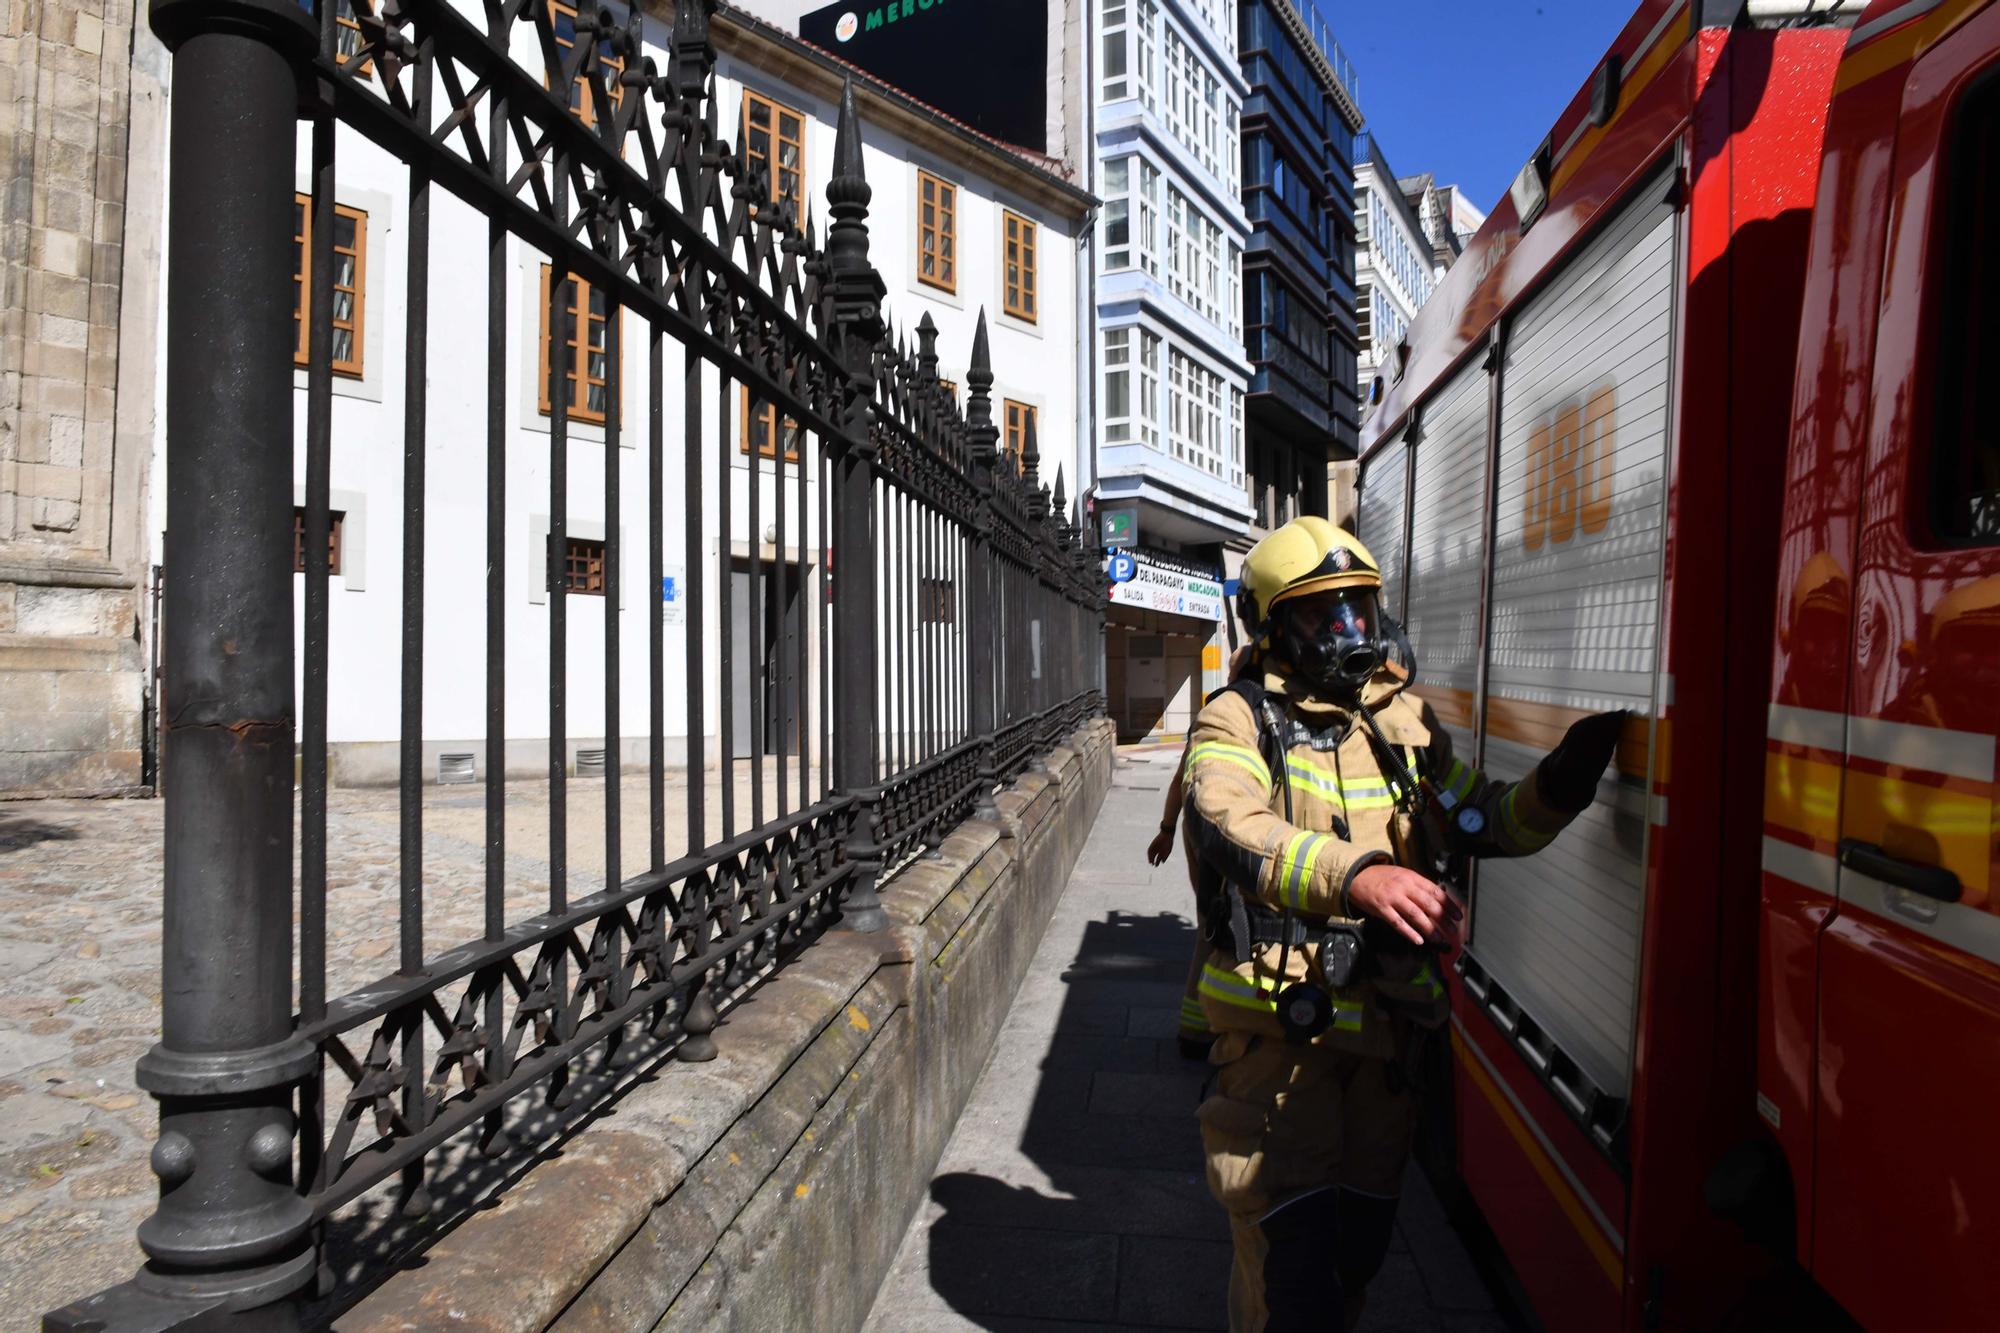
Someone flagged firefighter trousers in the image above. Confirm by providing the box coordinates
[1198,1032,1415,1332]
[1179,864,1215,1048]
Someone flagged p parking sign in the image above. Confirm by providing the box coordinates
[1100,508,1137,549]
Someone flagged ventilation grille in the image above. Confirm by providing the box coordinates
[1127,635,1165,657]
[574,748,607,779]
[437,753,476,785]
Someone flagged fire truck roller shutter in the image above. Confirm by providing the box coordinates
[1473,164,1677,1103]
[1356,430,1410,623]
[1405,354,1493,756]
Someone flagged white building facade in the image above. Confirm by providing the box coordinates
[1090,0,1255,741]
[1398,171,1488,281]
[144,5,1092,784]
[1353,133,1434,406]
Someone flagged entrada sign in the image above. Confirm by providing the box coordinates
[1109,558,1225,622]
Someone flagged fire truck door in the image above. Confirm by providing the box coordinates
[1815,15,2000,1330]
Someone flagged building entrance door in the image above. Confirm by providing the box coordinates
[729,561,803,759]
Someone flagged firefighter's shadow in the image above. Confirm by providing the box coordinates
[921,907,1232,1330]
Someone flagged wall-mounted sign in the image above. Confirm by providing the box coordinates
[799,0,1048,153]
[660,565,686,624]
[1100,508,1137,549]
[1107,551,1138,583]
[1108,558,1225,622]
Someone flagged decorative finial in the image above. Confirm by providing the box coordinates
[828,78,869,208]
[916,312,939,383]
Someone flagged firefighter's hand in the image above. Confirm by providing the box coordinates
[1146,826,1175,866]
[1537,709,1631,813]
[1348,864,1462,946]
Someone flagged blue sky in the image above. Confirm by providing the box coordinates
[1315,1,1636,212]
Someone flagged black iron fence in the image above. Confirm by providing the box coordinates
[50,0,1102,1323]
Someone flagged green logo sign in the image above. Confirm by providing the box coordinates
[838,0,950,42]
[1100,509,1136,549]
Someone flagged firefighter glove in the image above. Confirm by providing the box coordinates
[1536,709,1629,813]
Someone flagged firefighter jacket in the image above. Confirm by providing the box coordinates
[1183,662,1579,1060]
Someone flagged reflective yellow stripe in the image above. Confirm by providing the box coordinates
[1199,962,1364,1031]
[1412,965,1444,1000]
[1501,787,1556,851]
[1442,758,1476,801]
[1190,741,1271,788]
[1277,832,1332,910]
[1200,961,1280,1013]
[1179,996,1211,1033]
[1284,761,1397,809]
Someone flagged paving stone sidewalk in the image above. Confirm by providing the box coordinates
[867,747,1521,1333]
[0,763,809,1328]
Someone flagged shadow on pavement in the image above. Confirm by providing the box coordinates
[922,907,1232,1330]
[0,813,82,853]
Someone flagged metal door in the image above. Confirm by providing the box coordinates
[1814,15,2000,1328]
[1474,165,1677,1103]
[1355,430,1410,621]
[1403,355,1491,755]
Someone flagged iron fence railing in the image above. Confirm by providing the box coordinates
[47,0,1103,1325]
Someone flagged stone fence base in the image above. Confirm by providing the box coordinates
[339,717,1116,1332]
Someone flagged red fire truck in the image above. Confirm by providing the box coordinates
[1355,1,2000,1328]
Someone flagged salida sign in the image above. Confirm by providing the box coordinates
[1107,557,1225,622]
[799,0,1047,154]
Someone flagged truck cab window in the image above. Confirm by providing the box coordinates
[1932,69,2000,544]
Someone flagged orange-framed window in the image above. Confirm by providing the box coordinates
[917,170,957,293]
[739,384,802,461]
[563,536,607,595]
[292,195,366,379]
[548,0,625,128]
[742,89,807,209]
[539,265,613,425]
[1004,399,1036,473]
[1003,210,1038,323]
[291,507,345,575]
[333,0,372,72]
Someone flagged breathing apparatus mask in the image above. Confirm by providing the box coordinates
[1274,587,1388,702]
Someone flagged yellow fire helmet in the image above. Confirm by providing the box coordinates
[1237,516,1383,632]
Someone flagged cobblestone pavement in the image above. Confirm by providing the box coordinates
[867,748,1523,1332]
[0,762,812,1328]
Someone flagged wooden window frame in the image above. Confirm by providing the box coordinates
[917,170,958,294]
[562,535,608,596]
[920,576,956,625]
[547,0,625,128]
[292,195,367,379]
[292,507,346,576]
[1003,210,1038,323]
[741,89,808,210]
[333,0,375,75]
[739,383,802,462]
[538,265,612,426]
[1003,399,1037,473]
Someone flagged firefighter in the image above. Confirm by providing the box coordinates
[1184,516,1625,1332]
[1146,645,1254,1059]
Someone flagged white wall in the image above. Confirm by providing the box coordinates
[146,1,1084,771]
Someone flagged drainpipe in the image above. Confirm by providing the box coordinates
[1078,0,1098,512]
[1078,0,1105,701]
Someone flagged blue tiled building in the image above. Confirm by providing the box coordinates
[1237,0,1363,532]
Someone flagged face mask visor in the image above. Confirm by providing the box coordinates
[1279,587,1382,698]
